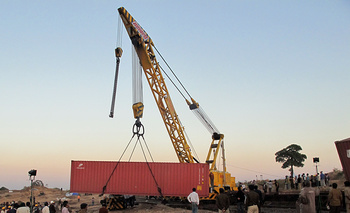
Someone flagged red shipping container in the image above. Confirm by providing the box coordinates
[335,138,350,181]
[70,161,209,197]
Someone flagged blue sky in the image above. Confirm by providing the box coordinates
[1,1,349,190]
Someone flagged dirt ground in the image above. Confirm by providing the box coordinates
[0,187,207,212]
[0,186,329,213]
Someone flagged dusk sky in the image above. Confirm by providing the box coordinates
[1,1,349,190]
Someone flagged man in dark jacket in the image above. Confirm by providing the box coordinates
[328,183,342,213]
[49,201,56,213]
[246,185,260,213]
[216,188,230,213]
[236,186,245,213]
[254,185,263,212]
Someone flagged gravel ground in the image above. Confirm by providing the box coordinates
[1,188,332,213]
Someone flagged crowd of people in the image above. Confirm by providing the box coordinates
[295,180,350,213]
[186,175,350,213]
[0,199,107,213]
[235,177,350,213]
[283,171,330,190]
[0,201,57,213]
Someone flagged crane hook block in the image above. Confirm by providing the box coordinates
[132,102,144,119]
[115,47,123,58]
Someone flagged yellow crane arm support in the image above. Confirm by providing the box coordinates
[117,7,194,163]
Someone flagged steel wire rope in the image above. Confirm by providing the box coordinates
[154,45,192,100]
[218,143,221,170]
[158,56,221,136]
[158,63,187,100]
[140,135,154,162]
[179,120,200,163]
[157,64,201,162]
[109,15,123,118]
[155,46,222,137]
[101,133,136,195]
[128,139,139,162]
[193,108,218,134]
[154,60,200,161]
[153,46,218,163]
[138,134,164,198]
[116,15,123,48]
[128,128,154,162]
[132,48,143,104]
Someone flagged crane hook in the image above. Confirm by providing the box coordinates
[132,119,145,138]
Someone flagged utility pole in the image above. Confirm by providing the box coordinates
[28,169,37,213]
[313,157,321,213]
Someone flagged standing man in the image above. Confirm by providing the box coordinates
[268,180,273,194]
[57,200,62,211]
[187,188,199,213]
[17,203,29,213]
[328,183,342,213]
[49,201,55,213]
[245,185,260,213]
[236,186,245,213]
[316,173,320,186]
[274,180,279,194]
[78,203,88,213]
[290,175,295,189]
[306,173,310,186]
[254,185,263,212]
[284,176,290,190]
[296,182,320,213]
[344,181,350,213]
[216,188,230,213]
[42,202,49,213]
[320,171,326,187]
[262,182,267,194]
[61,201,69,213]
[297,175,302,190]
[210,172,215,193]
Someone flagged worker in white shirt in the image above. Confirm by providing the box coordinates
[187,188,200,213]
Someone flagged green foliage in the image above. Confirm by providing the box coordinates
[275,144,307,177]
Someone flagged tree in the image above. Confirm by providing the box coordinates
[275,144,307,177]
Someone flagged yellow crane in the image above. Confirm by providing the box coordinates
[113,7,236,197]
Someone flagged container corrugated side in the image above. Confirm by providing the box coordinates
[70,161,209,197]
[335,138,350,181]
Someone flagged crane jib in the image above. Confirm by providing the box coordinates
[132,21,149,42]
